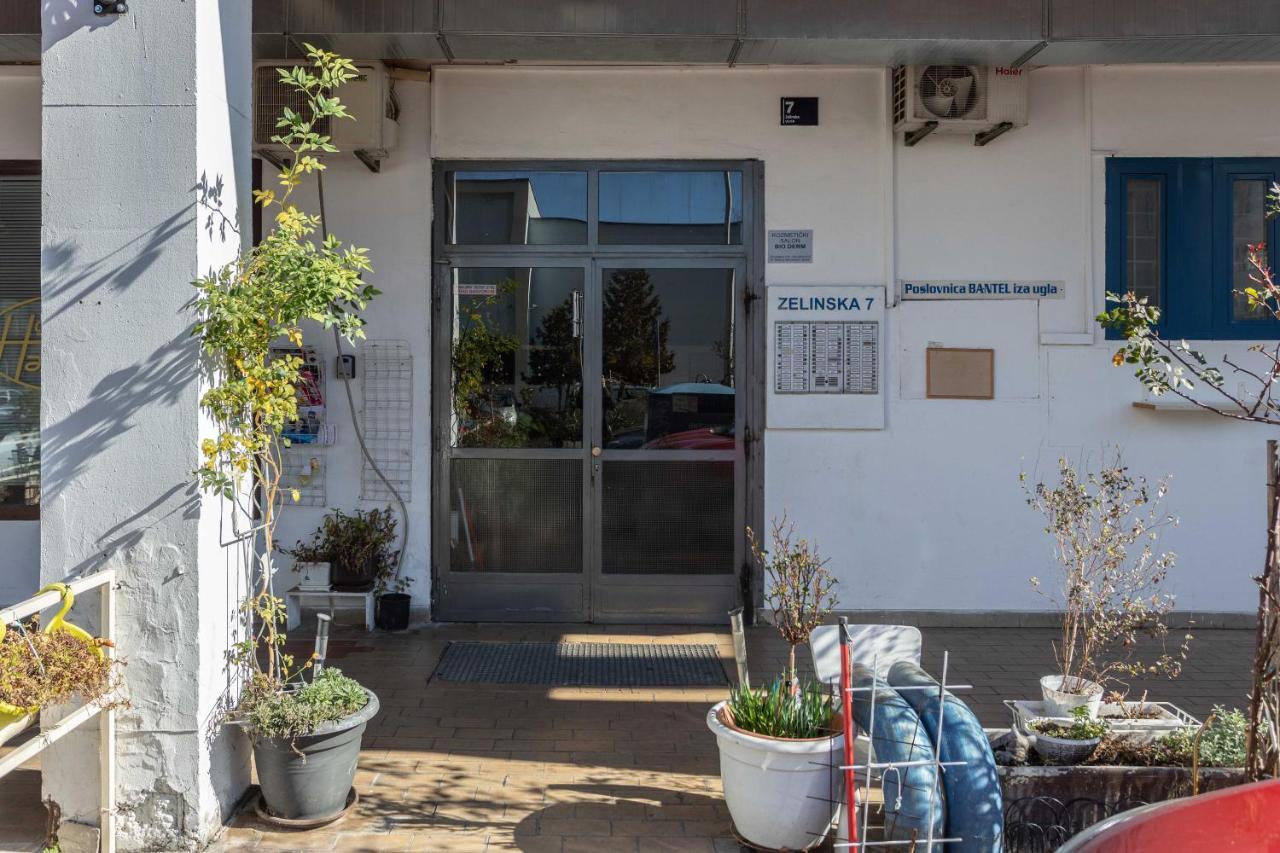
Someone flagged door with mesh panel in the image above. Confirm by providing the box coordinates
[590,261,743,621]
[436,261,592,620]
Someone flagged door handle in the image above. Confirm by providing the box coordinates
[590,446,601,485]
[591,446,602,458]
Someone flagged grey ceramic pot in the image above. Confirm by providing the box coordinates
[253,688,380,822]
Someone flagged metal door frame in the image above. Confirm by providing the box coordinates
[431,160,765,623]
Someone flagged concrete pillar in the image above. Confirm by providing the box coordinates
[41,2,252,847]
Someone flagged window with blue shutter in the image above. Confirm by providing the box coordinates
[1106,158,1280,340]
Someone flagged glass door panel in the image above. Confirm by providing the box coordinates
[597,266,739,581]
[600,267,737,451]
[451,267,584,449]
[446,265,587,582]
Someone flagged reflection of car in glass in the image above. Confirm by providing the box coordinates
[643,425,734,450]
[642,382,734,450]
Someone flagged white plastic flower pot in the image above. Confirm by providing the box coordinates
[1028,721,1101,765]
[707,701,844,851]
[1040,675,1103,718]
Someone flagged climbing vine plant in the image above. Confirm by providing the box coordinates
[194,46,377,686]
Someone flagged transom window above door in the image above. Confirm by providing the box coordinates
[441,165,746,248]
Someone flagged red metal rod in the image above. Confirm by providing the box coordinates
[840,619,858,845]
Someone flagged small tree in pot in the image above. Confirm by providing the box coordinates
[749,516,839,687]
[1022,456,1191,717]
[194,45,380,824]
[708,517,841,850]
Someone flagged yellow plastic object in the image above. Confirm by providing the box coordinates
[0,583,105,726]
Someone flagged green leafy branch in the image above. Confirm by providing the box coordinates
[193,44,377,687]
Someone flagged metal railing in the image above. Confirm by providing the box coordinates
[0,569,118,853]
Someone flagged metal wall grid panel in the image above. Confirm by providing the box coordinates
[359,340,414,504]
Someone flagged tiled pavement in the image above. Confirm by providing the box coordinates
[0,622,1255,852]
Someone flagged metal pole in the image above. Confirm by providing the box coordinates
[313,613,332,678]
[729,607,750,688]
[839,617,858,847]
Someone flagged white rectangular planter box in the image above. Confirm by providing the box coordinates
[296,561,331,591]
[1005,699,1200,742]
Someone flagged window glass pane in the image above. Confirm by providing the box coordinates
[0,175,39,515]
[599,171,743,245]
[447,171,587,245]
[600,267,736,450]
[1125,178,1162,308]
[1231,178,1269,321]
[451,267,584,449]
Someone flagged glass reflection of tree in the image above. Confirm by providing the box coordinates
[524,293,583,447]
[452,280,523,447]
[602,270,674,441]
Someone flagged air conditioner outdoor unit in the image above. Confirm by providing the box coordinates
[892,65,1028,146]
[253,61,399,170]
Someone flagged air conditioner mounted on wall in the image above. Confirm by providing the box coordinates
[253,61,399,172]
[892,65,1028,147]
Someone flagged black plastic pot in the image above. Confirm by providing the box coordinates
[252,689,380,823]
[376,593,411,631]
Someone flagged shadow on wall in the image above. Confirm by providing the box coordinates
[41,0,115,52]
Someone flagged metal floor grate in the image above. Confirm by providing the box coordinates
[432,641,727,687]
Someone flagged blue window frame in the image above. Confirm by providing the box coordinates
[1106,158,1280,340]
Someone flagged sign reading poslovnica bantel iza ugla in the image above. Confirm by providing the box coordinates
[900,279,1065,300]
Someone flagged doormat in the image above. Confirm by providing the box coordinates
[431,641,727,687]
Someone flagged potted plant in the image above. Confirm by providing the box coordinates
[707,517,841,850]
[0,584,122,747]
[1028,706,1110,764]
[374,568,413,632]
[1022,456,1191,717]
[194,45,380,823]
[289,507,398,592]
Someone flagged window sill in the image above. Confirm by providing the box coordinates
[1131,400,1215,413]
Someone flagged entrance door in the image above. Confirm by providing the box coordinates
[432,164,758,622]
[590,260,743,621]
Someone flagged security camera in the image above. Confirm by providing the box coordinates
[94,2,128,15]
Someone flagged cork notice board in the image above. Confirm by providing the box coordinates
[926,347,994,399]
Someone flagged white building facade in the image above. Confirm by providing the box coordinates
[2,1,1280,845]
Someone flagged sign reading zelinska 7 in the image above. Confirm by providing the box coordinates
[775,293,876,312]
[900,280,1065,300]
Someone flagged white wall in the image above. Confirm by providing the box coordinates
[433,64,1279,617]
[271,79,433,611]
[11,62,1279,621]
[0,67,41,606]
